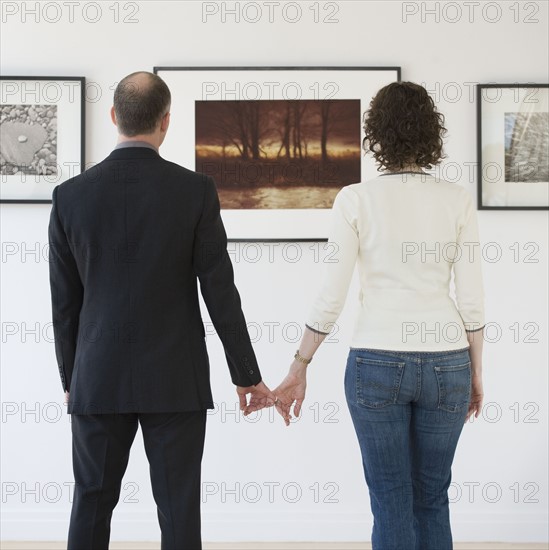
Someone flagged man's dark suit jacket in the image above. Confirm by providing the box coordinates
[48,146,261,414]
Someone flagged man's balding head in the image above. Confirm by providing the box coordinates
[113,71,171,137]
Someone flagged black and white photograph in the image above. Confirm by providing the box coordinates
[477,84,549,209]
[504,111,549,183]
[0,77,85,203]
[0,104,58,177]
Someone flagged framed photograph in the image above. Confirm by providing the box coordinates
[154,67,400,240]
[477,83,548,210]
[0,76,85,203]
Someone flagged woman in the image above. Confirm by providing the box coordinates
[274,82,485,550]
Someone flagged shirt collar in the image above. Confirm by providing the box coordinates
[378,171,429,176]
[115,140,158,153]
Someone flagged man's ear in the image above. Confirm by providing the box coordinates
[161,112,170,132]
[110,106,117,126]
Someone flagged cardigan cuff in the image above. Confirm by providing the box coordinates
[305,323,331,336]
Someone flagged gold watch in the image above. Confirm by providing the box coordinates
[294,350,313,365]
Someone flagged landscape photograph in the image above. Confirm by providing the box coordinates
[195,99,361,209]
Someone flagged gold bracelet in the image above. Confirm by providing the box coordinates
[294,350,313,365]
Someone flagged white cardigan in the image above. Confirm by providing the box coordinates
[306,172,485,351]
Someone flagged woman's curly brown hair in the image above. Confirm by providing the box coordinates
[362,82,447,172]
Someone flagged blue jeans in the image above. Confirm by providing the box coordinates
[344,347,471,550]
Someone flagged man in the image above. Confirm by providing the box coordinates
[48,71,275,549]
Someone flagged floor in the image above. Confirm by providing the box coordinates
[1,542,548,550]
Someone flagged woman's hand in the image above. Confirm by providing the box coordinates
[273,362,307,426]
[465,372,483,422]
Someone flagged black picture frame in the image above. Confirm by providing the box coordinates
[477,83,548,210]
[0,76,85,204]
[154,66,401,241]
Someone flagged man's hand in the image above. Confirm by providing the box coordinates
[273,362,307,427]
[236,381,276,416]
[64,391,69,404]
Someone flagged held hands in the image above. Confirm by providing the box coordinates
[236,381,276,416]
[236,361,308,426]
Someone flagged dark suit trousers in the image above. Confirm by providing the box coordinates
[68,410,207,550]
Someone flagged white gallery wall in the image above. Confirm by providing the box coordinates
[1,0,548,543]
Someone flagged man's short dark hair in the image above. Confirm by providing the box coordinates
[113,72,171,136]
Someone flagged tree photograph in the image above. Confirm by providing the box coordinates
[195,99,361,209]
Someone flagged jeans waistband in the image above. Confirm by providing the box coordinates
[349,346,470,359]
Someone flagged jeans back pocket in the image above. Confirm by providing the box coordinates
[355,357,405,409]
[433,362,471,413]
